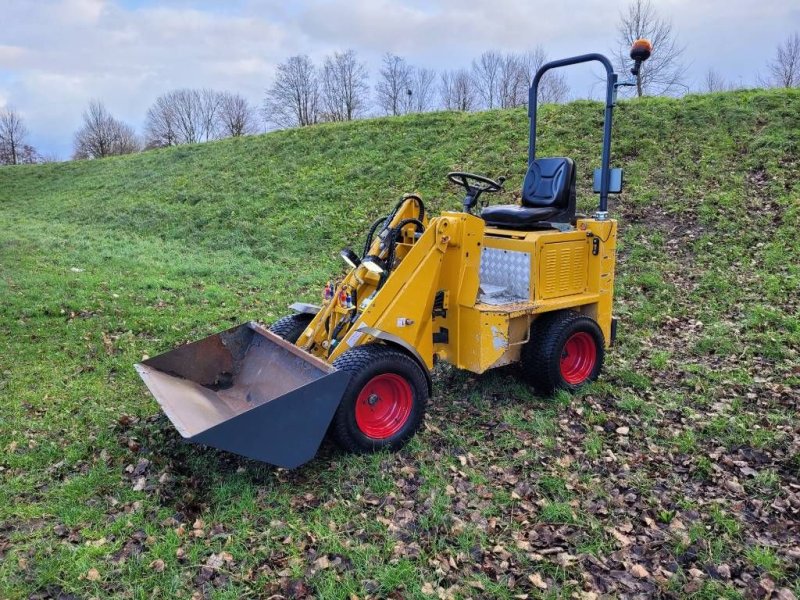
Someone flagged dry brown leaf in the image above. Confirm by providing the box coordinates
[724,479,745,495]
[150,559,165,572]
[608,527,632,547]
[528,572,547,589]
[630,564,650,579]
[85,537,107,548]
[205,553,224,569]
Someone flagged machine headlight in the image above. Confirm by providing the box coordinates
[340,248,361,269]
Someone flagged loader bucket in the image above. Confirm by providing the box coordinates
[134,321,350,469]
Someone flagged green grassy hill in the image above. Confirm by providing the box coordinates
[1,90,798,599]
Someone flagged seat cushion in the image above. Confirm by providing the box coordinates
[522,157,575,208]
[480,204,561,229]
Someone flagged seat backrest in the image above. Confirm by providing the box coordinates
[521,157,576,209]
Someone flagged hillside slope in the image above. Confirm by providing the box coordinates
[1,90,799,599]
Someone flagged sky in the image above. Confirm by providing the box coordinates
[1,0,798,159]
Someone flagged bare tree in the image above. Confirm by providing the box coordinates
[320,49,369,122]
[144,89,222,147]
[765,32,800,88]
[197,89,222,141]
[264,55,320,128]
[615,0,686,96]
[0,107,31,165]
[73,101,139,159]
[376,53,414,116]
[494,49,570,108]
[519,48,570,105]
[408,67,437,113]
[472,50,503,109]
[217,92,258,137]
[497,53,526,109]
[1,142,40,165]
[39,152,60,163]
[702,69,729,93]
[170,89,219,142]
[144,95,179,148]
[440,69,476,112]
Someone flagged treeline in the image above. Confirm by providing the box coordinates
[0,0,798,165]
[263,47,569,128]
[0,44,571,164]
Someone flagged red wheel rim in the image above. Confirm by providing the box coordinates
[560,332,597,385]
[354,373,413,439]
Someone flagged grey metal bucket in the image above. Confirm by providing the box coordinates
[134,321,349,468]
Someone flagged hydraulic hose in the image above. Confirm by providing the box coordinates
[381,218,425,288]
[361,195,426,259]
[362,216,389,259]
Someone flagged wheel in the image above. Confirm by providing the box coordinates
[331,344,428,454]
[521,310,605,395]
[269,313,313,343]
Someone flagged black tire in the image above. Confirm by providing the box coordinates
[521,310,605,395]
[269,313,313,343]
[331,344,428,454]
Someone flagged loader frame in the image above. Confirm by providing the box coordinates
[135,43,653,467]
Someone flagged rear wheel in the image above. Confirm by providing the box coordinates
[331,344,428,454]
[521,310,605,395]
[269,313,313,343]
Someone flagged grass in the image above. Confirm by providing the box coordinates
[1,88,799,598]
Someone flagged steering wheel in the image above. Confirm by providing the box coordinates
[447,172,505,213]
[447,172,504,193]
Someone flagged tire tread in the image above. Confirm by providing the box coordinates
[269,313,313,343]
[521,310,604,395]
[331,344,427,454]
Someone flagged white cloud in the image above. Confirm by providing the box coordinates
[1,0,798,158]
[56,0,107,23]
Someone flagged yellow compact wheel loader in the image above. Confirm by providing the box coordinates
[136,41,653,468]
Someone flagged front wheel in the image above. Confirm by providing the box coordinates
[331,344,428,454]
[269,313,313,343]
[521,310,605,395]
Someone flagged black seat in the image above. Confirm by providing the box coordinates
[481,157,576,229]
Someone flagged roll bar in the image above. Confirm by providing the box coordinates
[528,53,618,220]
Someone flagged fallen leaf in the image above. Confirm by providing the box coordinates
[631,564,650,579]
[205,553,224,569]
[528,573,548,589]
[150,559,165,572]
[688,567,705,579]
[608,527,632,547]
[85,537,107,548]
[724,479,744,495]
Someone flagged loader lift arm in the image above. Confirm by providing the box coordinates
[298,197,482,375]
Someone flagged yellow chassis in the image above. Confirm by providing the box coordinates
[296,197,617,375]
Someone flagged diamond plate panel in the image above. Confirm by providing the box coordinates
[479,247,531,304]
